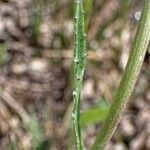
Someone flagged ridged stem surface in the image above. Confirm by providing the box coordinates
[72,0,86,150]
[91,0,150,149]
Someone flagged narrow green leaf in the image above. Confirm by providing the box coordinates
[81,107,109,128]
[25,114,43,148]
[84,0,94,32]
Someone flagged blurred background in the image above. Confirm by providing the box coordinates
[0,0,150,149]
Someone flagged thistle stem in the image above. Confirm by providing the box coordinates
[91,0,150,149]
[72,0,86,150]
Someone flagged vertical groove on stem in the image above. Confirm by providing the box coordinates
[73,0,86,150]
[91,0,150,149]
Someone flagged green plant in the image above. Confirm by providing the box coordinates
[72,0,86,149]
[91,0,150,149]
[8,141,17,150]
[25,113,43,149]
[73,0,150,150]
[31,0,43,43]
[80,98,109,128]
[84,0,94,32]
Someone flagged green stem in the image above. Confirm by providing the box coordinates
[72,0,86,150]
[91,0,150,149]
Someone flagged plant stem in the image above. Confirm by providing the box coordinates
[91,0,150,149]
[72,0,86,150]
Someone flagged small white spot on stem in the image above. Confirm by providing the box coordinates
[84,33,87,37]
[84,53,88,57]
[139,55,143,61]
[135,11,141,21]
[74,58,79,63]
[72,113,76,119]
[72,91,77,96]
[76,76,80,80]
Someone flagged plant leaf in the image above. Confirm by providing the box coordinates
[81,106,109,128]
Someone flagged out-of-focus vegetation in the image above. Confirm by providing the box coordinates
[0,44,7,65]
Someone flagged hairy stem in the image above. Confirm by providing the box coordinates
[72,0,86,150]
[91,0,150,149]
